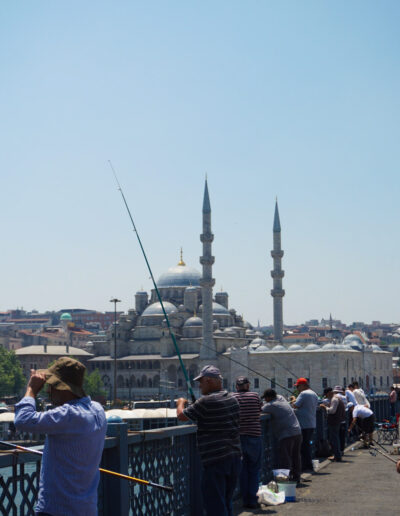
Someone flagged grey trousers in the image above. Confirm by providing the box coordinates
[278,434,303,482]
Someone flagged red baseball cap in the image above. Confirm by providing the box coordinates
[294,377,308,387]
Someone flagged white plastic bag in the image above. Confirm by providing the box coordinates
[257,485,285,506]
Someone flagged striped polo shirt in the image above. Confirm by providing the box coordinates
[183,390,241,465]
[232,391,262,436]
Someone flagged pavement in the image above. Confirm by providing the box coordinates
[234,443,400,516]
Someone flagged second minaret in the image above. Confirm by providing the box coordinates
[271,200,285,342]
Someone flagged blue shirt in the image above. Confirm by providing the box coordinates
[15,396,107,516]
[293,389,319,429]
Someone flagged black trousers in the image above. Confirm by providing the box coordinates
[278,434,302,482]
[300,428,314,471]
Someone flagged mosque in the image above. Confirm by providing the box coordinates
[87,181,392,399]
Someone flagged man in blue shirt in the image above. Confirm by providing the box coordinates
[14,357,107,516]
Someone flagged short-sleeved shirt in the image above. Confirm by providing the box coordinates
[183,390,241,465]
[353,405,373,419]
[293,389,319,429]
[261,395,301,441]
[232,391,262,436]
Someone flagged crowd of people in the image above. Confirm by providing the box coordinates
[10,358,396,516]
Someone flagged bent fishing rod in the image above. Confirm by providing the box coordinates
[0,441,173,492]
[109,161,196,403]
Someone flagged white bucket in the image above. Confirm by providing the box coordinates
[312,459,320,472]
[277,481,297,502]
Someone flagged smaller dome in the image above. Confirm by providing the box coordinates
[305,344,320,350]
[250,337,267,348]
[199,302,230,315]
[60,313,72,321]
[185,286,198,292]
[272,344,285,351]
[322,343,336,350]
[371,344,382,351]
[184,316,203,327]
[252,345,270,353]
[243,321,253,329]
[288,344,303,351]
[141,302,177,316]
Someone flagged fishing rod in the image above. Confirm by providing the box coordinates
[109,161,195,403]
[0,441,173,492]
[369,446,398,464]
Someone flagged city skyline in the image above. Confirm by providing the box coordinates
[1,2,399,325]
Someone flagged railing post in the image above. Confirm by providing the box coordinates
[189,432,203,516]
[103,422,129,516]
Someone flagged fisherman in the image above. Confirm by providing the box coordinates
[352,381,370,407]
[320,386,346,462]
[389,386,397,418]
[14,357,107,516]
[348,403,375,447]
[262,388,302,484]
[176,365,241,516]
[291,378,318,471]
[232,376,262,510]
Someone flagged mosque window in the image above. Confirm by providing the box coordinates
[387,376,389,386]
[380,376,383,387]
[271,378,276,389]
[343,377,346,388]
[254,378,259,389]
[322,378,328,389]
[178,379,183,388]
[373,377,376,386]
[287,378,293,389]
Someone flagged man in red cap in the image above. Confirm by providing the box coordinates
[292,378,318,471]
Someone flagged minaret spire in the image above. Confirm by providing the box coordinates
[270,200,285,342]
[200,179,216,359]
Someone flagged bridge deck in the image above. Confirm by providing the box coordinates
[235,444,399,516]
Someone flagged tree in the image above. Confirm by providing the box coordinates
[0,346,25,398]
[84,369,106,400]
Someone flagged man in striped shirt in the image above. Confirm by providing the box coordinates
[177,365,241,516]
[232,376,262,510]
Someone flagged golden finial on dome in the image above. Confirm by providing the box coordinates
[178,247,186,266]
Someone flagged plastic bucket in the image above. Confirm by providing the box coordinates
[277,481,297,502]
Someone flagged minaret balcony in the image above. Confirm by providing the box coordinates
[271,271,285,279]
[200,278,215,288]
[199,256,215,266]
[270,289,285,297]
[200,234,214,243]
[271,250,284,258]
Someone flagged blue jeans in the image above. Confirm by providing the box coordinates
[239,435,262,505]
[328,424,341,460]
[201,455,241,516]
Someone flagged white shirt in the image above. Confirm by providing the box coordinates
[353,404,373,419]
[345,389,357,407]
[353,388,370,408]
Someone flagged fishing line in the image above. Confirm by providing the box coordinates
[109,161,195,403]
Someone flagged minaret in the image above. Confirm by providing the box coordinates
[200,179,216,359]
[271,200,285,342]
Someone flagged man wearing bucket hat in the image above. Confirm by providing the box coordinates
[320,386,346,461]
[177,365,241,516]
[292,378,319,471]
[14,357,107,516]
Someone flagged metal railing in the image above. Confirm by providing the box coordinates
[0,395,391,516]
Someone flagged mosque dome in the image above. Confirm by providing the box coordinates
[184,316,203,327]
[157,258,201,287]
[243,321,253,329]
[141,302,177,316]
[272,344,285,351]
[288,344,303,351]
[342,334,364,350]
[322,343,336,350]
[249,337,267,348]
[199,302,230,315]
[60,313,72,321]
[371,344,382,351]
[252,345,270,353]
[305,343,320,350]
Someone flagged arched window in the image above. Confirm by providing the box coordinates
[153,375,160,388]
[148,378,153,388]
[117,375,124,388]
[141,375,147,388]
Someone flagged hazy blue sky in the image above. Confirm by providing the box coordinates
[1,2,399,325]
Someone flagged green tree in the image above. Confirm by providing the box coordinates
[84,369,106,399]
[0,346,25,398]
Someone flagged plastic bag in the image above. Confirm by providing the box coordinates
[257,485,285,506]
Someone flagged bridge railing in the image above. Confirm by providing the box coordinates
[0,395,391,516]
